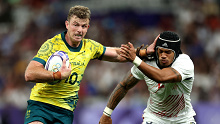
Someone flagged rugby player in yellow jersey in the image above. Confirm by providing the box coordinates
[24,5,149,124]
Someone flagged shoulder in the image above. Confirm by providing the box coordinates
[174,54,193,64]
[174,54,193,65]
[83,38,103,46]
[172,54,194,76]
[49,33,63,43]
[178,54,191,60]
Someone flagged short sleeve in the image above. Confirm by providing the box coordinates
[89,40,106,60]
[172,54,194,81]
[131,65,145,80]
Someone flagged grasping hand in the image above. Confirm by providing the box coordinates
[59,55,72,80]
[120,42,136,62]
[99,114,112,124]
[147,34,160,54]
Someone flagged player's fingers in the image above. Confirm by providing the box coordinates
[120,49,130,57]
[121,44,130,49]
[154,34,160,43]
[68,63,71,69]
[62,57,66,65]
[128,42,134,48]
[120,46,130,53]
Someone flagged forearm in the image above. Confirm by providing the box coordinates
[25,67,55,83]
[103,47,147,62]
[135,58,180,83]
[104,71,139,115]
[25,61,60,83]
[107,83,128,110]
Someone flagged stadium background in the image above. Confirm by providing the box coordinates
[0,0,220,124]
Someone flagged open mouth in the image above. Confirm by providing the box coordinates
[75,34,82,38]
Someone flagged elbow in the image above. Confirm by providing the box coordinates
[25,71,33,82]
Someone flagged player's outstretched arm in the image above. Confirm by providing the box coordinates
[120,42,182,83]
[101,47,148,62]
[99,71,139,124]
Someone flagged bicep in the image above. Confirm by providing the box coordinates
[25,60,47,82]
[26,60,44,72]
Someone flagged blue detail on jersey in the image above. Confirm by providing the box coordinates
[63,94,79,109]
[32,57,46,66]
[98,46,106,60]
[61,31,83,52]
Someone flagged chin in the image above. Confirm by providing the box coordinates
[159,63,169,68]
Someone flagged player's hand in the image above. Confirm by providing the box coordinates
[136,44,144,57]
[120,42,136,62]
[59,55,71,80]
[99,114,112,124]
[147,34,160,55]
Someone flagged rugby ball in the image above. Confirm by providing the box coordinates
[45,51,69,72]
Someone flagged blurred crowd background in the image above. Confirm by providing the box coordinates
[0,0,220,124]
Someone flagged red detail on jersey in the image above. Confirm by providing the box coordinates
[154,83,165,93]
[151,94,185,118]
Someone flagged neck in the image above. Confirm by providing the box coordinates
[65,33,81,47]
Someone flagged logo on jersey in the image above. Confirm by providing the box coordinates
[25,110,31,119]
[146,122,153,124]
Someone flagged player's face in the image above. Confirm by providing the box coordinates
[157,47,175,68]
[65,15,90,45]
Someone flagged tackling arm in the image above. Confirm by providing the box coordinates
[107,71,139,109]
[120,42,182,83]
[99,71,139,124]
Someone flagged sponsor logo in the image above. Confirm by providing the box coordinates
[162,42,168,47]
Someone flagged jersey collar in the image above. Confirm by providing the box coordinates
[61,31,83,52]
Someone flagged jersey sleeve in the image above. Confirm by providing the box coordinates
[32,39,54,66]
[89,40,106,60]
[131,65,145,80]
[172,54,194,81]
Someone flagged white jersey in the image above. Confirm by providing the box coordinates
[131,54,196,121]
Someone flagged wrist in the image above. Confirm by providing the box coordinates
[103,107,113,117]
[53,71,61,80]
[133,56,142,67]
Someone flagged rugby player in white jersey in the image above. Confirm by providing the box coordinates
[99,31,196,124]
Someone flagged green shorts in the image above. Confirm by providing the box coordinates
[24,100,74,124]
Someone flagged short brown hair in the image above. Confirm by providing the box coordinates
[67,5,91,21]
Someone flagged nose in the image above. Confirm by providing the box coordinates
[161,52,167,58]
[77,26,83,32]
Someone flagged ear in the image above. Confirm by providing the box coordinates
[65,20,69,30]
[87,25,90,29]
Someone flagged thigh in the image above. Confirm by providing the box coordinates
[24,100,73,124]
[28,121,44,124]
[24,101,50,124]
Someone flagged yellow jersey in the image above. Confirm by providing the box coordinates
[29,31,106,111]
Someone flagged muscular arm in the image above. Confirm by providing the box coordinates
[106,71,140,110]
[101,47,125,62]
[102,47,147,62]
[137,63,182,83]
[120,42,181,83]
[25,59,71,83]
[25,60,54,83]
